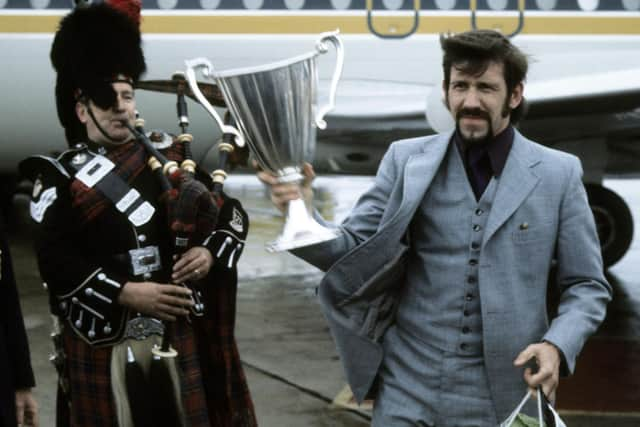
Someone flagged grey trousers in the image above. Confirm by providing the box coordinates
[372,326,498,427]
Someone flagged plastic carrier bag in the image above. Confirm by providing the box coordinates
[500,387,567,427]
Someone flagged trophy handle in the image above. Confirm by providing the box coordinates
[314,30,344,130]
[184,58,245,147]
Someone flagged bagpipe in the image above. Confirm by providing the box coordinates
[121,73,249,427]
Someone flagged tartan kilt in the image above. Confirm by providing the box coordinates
[192,266,257,427]
[61,316,211,427]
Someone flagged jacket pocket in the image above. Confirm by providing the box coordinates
[338,243,409,342]
[338,242,409,306]
[512,221,555,244]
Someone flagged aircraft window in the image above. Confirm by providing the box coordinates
[331,0,352,10]
[382,0,404,10]
[577,0,599,11]
[487,0,508,10]
[622,0,640,10]
[200,0,221,9]
[535,0,556,10]
[285,0,305,9]
[243,0,264,9]
[157,0,178,9]
[435,0,456,9]
[30,0,50,8]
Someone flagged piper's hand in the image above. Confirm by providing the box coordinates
[118,281,194,322]
[172,246,213,283]
[514,342,561,400]
[256,161,315,214]
[15,388,39,427]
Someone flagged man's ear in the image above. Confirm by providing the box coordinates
[76,101,88,124]
[509,82,524,110]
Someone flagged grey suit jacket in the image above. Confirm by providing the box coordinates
[294,130,611,421]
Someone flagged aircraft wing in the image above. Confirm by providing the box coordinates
[525,69,640,118]
[327,79,431,120]
[324,69,640,133]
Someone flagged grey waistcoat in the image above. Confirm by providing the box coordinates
[396,142,498,356]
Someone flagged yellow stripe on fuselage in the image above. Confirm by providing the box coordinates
[0,12,639,35]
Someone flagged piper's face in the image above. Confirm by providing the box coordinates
[444,61,522,145]
[76,82,136,145]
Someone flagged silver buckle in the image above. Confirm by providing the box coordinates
[129,246,162,276]
[124,317,164,340]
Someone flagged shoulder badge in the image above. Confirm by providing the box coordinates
[230,206,244,233]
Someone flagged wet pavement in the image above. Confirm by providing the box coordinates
[8,175,640,426]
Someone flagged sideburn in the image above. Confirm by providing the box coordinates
[501,90,512,118]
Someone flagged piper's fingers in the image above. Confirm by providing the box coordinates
[161,284,193,298]
[172,260,200,281]
[158,302,190,317]
[159,292,195,307]
[153,308,177,322]
[173,253,197,272]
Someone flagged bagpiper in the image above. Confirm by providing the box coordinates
[19,1,257,425]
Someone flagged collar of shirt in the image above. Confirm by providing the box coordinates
[454,125,515,177]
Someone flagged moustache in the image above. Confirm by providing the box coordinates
[456,108,491,121]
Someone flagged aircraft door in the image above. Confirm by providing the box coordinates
[366,0,421,39]
[470,0,526,38]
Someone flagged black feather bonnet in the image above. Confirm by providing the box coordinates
[50,2,146,144]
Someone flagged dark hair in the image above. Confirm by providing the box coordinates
[440,30,529,124]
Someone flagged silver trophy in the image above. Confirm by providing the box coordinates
[185,31,344,252]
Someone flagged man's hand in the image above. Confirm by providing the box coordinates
[15,388,39,427]
[118,281,194,321]
[256,162,315,214]
[514,342,561,400]
[172,246,213,283]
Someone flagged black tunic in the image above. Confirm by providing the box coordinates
[0,217,36,427]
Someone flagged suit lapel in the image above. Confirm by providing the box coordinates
[383,132,452,236]
[483,131,541,245]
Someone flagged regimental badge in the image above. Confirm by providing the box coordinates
[32,177,43,199]
[230,207,244,233]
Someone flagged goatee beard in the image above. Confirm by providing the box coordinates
[455,107,493,146]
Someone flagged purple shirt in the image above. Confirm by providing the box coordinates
[454,126,515,199]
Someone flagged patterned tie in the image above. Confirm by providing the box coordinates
[467,145,492,200]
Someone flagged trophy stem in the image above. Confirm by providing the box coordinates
[266,198,339,252]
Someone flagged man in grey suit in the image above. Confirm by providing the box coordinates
[259,30,611,426]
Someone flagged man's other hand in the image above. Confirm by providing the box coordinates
[256,161,315,214]
[15,388,39,427]
[118,281,194,321]
[514,341,561,400]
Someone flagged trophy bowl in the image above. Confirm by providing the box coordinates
[185,31,344,252]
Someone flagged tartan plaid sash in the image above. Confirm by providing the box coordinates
[69,140,190,225]
[70,141,148,225]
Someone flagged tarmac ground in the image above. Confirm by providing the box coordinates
[7,175,640,426]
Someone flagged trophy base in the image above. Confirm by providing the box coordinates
[266,198,340,252]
